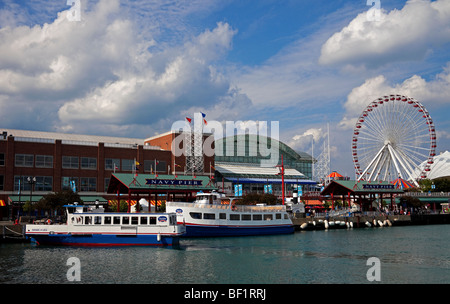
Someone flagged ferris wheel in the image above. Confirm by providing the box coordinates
[352,94,436,187]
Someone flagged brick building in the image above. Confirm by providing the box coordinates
[0,129,213,220]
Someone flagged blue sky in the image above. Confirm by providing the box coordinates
[0,0,449,178]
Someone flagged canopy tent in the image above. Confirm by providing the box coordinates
[391,178,415,189]
[328,171,343,178]
[106,173,217,212]
[321,180,404,211]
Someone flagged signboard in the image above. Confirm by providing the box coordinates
[158,216,167,222]
[362,184,394,190]
[145,179,203,186]
[234,184,242,196]
[297,185,303,196]
[264,184,273,194]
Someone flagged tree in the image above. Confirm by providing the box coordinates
[36,190,82,215]
[418,179,432,192]
[399,195,423,208]
[434,178,450,192]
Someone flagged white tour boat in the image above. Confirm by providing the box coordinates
[26,203,185,247]
[166,192,294,237]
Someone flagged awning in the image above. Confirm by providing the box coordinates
[0,200,6,207]
[225,177,317,185]
[215,163,307,179]
[7,195,108,204]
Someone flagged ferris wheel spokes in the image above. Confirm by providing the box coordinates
[352,94,436,185]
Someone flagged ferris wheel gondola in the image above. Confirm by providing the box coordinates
[352,94,436,187]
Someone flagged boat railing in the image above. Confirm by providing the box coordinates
[168,201,286,213]
[233,205,286,213]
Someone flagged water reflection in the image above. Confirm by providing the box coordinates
[1,225,449,284]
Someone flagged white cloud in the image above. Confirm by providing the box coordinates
[288,127,326,153]
[0,0,241,136]
[338,63,450,130]
[319,0,450,68]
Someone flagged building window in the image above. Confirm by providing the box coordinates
[80,177,96,192]
[15,154,34,167]
[105,158,120,171]
[14,176,31,192]
[144,160,167,173]
[14,176,52,192]
[122,159,134,171]
[0,153,4,166]
[81,157,97,170]
[0,175,4,190]
[35,155,53,168]
[104,178,110,192]
[35,176,53,191]
[62,177,79,192]
[62,156,79,169]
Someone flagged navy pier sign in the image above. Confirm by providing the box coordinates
[145,178,203,186]
[362,184,394,190]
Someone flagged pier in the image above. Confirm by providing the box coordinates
[0,221,28,243]
[292,213,450,230]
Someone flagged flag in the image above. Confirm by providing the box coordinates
[186,117,192,123]
[201,112,206,118]
[203,119,207,125]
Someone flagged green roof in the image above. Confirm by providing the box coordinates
[8,195,108,203]
[107,173,217,194]
[321,180,404,195]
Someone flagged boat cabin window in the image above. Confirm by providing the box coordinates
[131,217,138,225]
[94,216,102,225]
[204,213,215,220]
[149,216,156,225]
[104,216,112,224]
[113,216,120,225]
[264,214,273,221]
[84,216,92,225]
[122,216,130,225]
[276,213,281,220]
[190,212,202,219]
[219,213,226,220]
[140,217,148,225]
[242,214,251,221]
[230,214,240,221]
[253,214,262,221]
[284,214,288,219]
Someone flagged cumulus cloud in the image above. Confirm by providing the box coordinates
[338,63,450,130]
[0,0,242,136]
[288,127,326,152]
[319,0,450,68]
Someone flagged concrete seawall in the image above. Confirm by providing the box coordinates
[293,214,450,230]
[0,222,27,242]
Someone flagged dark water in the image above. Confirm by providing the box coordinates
[1,225,449,284]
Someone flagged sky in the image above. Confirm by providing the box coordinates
[0,0,449,178]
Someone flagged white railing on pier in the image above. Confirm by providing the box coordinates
[168,202,286,213]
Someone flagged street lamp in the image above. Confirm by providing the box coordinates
[27,176,36,216]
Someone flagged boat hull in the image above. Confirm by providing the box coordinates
[29,233,181,247]
[184,224,294,237]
